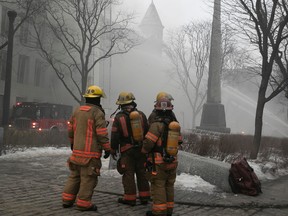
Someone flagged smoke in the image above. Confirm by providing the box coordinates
[106,45,288,138]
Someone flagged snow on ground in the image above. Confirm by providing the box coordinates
[248,160,288,180]
[174,173,217,194]
[0,147,71,159]
[1,147,287,194]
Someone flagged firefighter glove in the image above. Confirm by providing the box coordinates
[103,151,110,159]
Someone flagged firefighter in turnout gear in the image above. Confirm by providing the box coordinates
[110,92,150,206]
[142,96,182,216]
[62,85,111,211]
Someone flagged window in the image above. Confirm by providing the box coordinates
[0,50,7,81]
[16,96,27,103]
[35,24,46,48]
[19,21,29,44]
[17,55,30,84]
[1,7,9,36]
[34,59,46,87]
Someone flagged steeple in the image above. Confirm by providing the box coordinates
[140,1,163,28]
[139,0,164,55]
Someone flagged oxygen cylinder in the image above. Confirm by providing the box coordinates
[129,111,144,142]
[166,121,180,156]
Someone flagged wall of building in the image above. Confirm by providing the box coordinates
[0,4,76,124]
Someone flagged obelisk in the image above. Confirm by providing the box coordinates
[197,0,230,133]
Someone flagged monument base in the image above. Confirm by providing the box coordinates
[197,102,230,133]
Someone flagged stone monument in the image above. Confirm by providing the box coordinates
[197,0,230,133]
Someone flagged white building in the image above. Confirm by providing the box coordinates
[0,3,75,124]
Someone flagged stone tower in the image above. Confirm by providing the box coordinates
[139,0,164,55]
[198,0,230,133]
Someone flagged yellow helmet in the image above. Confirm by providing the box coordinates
[83,85,106,98]
[116,92,135,105]
[155,91,174,102]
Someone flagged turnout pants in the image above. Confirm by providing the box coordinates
[121,148,150,202]
[149,163,177,215]
[62,158,101,210]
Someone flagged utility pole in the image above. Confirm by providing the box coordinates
[2,11,17,126]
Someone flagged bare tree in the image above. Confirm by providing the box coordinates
[164,22,211,128]
[0,0,46,50]
[222,0,288,159]
[220,24,255,83]
[32,0,139,104]
[164,20,249,128]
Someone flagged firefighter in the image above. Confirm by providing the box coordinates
[142,96,182,216]
[148,91,177,125]
[62,85,111,211]
[110,92,150,206]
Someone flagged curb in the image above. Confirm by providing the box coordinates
[177,151,231,192]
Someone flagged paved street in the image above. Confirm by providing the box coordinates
[0,151,288,215]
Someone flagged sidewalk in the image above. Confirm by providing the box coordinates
[101,156,288,208]
[176,174,288,208]
[98,168,288,208]
[0,150,287,216]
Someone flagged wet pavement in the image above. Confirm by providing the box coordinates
[0,151,288,215]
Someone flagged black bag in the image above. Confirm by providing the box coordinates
[228,157,262,196]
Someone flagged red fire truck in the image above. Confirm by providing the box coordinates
[9,102,73,132]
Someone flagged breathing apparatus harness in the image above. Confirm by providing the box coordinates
[145,115,175,175]
[156,115,176,163]
[111,103,143,148]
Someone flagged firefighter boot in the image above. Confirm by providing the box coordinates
[76,204,97,211]
[86,204,98,211]
[140,197,149,205]
[118,198,136,206]
[62,203,73,208]
[146,211,167,216]
[146,211,153,216]
[62,200,74,208]
[140,200,148,205]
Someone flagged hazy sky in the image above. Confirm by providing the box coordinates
[108,0,288,136]
[121,0,213,29]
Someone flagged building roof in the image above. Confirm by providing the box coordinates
[140,0,163,28]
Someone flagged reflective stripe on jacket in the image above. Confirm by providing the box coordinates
[141,121,181,164]
[68,103,110,165]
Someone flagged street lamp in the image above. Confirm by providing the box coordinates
[2,10,17,126]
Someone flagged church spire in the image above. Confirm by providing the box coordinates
[139,1,164,55]
[140,1,163,30]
